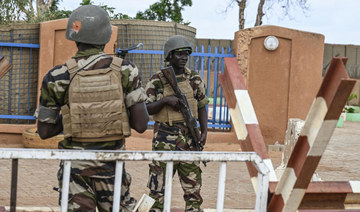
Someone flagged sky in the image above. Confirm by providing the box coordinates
[59,0,360,45]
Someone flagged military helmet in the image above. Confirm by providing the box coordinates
[164,35,192,61]
[65,5,112,45]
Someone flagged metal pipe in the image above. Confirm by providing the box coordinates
[164,162,174,212]
[216,162,226,212]
[112,161,124,212]
[61,161,71,212]
[255,172,269,212]
[10,159,18,212]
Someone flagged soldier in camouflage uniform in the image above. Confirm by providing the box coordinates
[145,35,209,212]
[35,5,149,212]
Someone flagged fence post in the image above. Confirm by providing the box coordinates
[61,161,71,212]
[216,162,227,212]
[113,161,124,212]
[164,161,174,212]
[10,159,18,212]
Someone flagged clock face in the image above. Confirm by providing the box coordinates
[264,36,279,51]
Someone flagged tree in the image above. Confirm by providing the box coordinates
[0,0,34,24]
[0,0,71,24]
[37,0,56,17]
[225,0,309,30]
[135,0,192,25]
[0,0,119,24]
[0,0,193,24]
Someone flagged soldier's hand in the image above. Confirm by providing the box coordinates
[199,133,207,147]
[164,95,181,111]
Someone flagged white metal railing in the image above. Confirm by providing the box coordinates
[0,148,270,212]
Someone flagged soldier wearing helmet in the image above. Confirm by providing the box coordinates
[145,35,209,212]
[35,5,149,212]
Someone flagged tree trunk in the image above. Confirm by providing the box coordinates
[36,0,55,16]
[255,0,265,26]
[238,0,246,30]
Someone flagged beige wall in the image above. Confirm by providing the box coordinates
[233,25,324,145]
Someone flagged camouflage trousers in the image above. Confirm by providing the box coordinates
[147,122,203,212]
[57,161,136,212]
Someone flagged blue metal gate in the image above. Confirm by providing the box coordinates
[0,30,39,124]
[0,38,235,130]
[123,44,235,130]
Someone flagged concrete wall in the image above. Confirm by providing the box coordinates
[233,25,324,145]
[198,39,360,80]
[323,44,360,78]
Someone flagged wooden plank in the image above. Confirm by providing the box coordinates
[221,57,277,190]
[268,58,356,212]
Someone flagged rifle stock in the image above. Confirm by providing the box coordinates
[161,66,204,152]
[0,56,12,79]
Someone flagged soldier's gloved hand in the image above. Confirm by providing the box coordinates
[164,95,181,111]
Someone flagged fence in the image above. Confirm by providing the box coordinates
[123,45,235,130]
[0,148,270,212]
[0,40,235,130]
[0,26,39,125]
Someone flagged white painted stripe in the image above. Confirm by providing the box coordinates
[229,105,248,140]
[264,158,278,182]
[234,90,258,124]
[350,181,360,193]
[276,168,297,202]
[308,120,337,156]
[300,97,328,147]
[251,176,258,192]
[282,188,306,212]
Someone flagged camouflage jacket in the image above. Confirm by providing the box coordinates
[37,53,146,149]
[145,67,209,109]
[36,52,147,177]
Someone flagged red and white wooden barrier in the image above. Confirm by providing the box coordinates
[220,57,278,190]
[221,56,359,211]
[267,58,356,211]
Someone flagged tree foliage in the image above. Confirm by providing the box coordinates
[225,0,309,30]
[0,0,192,25]
[0,0,34,24]
[135,0,192,25]
[0,0,72,24]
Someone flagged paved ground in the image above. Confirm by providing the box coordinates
[0,121,359,211]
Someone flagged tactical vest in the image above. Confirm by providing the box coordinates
[153,74,198,125]
[61,57,131,142]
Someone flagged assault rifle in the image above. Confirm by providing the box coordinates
[116,43,143,59]
[161,66,206,156]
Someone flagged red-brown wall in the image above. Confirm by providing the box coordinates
[234,25,324,145]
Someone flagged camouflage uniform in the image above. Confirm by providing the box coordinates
[37,52,146,212]
[145,67,209,212]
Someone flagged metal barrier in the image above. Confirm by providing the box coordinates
[0,39,234,130]
[0,148,269,212]
[0,37,39,124]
